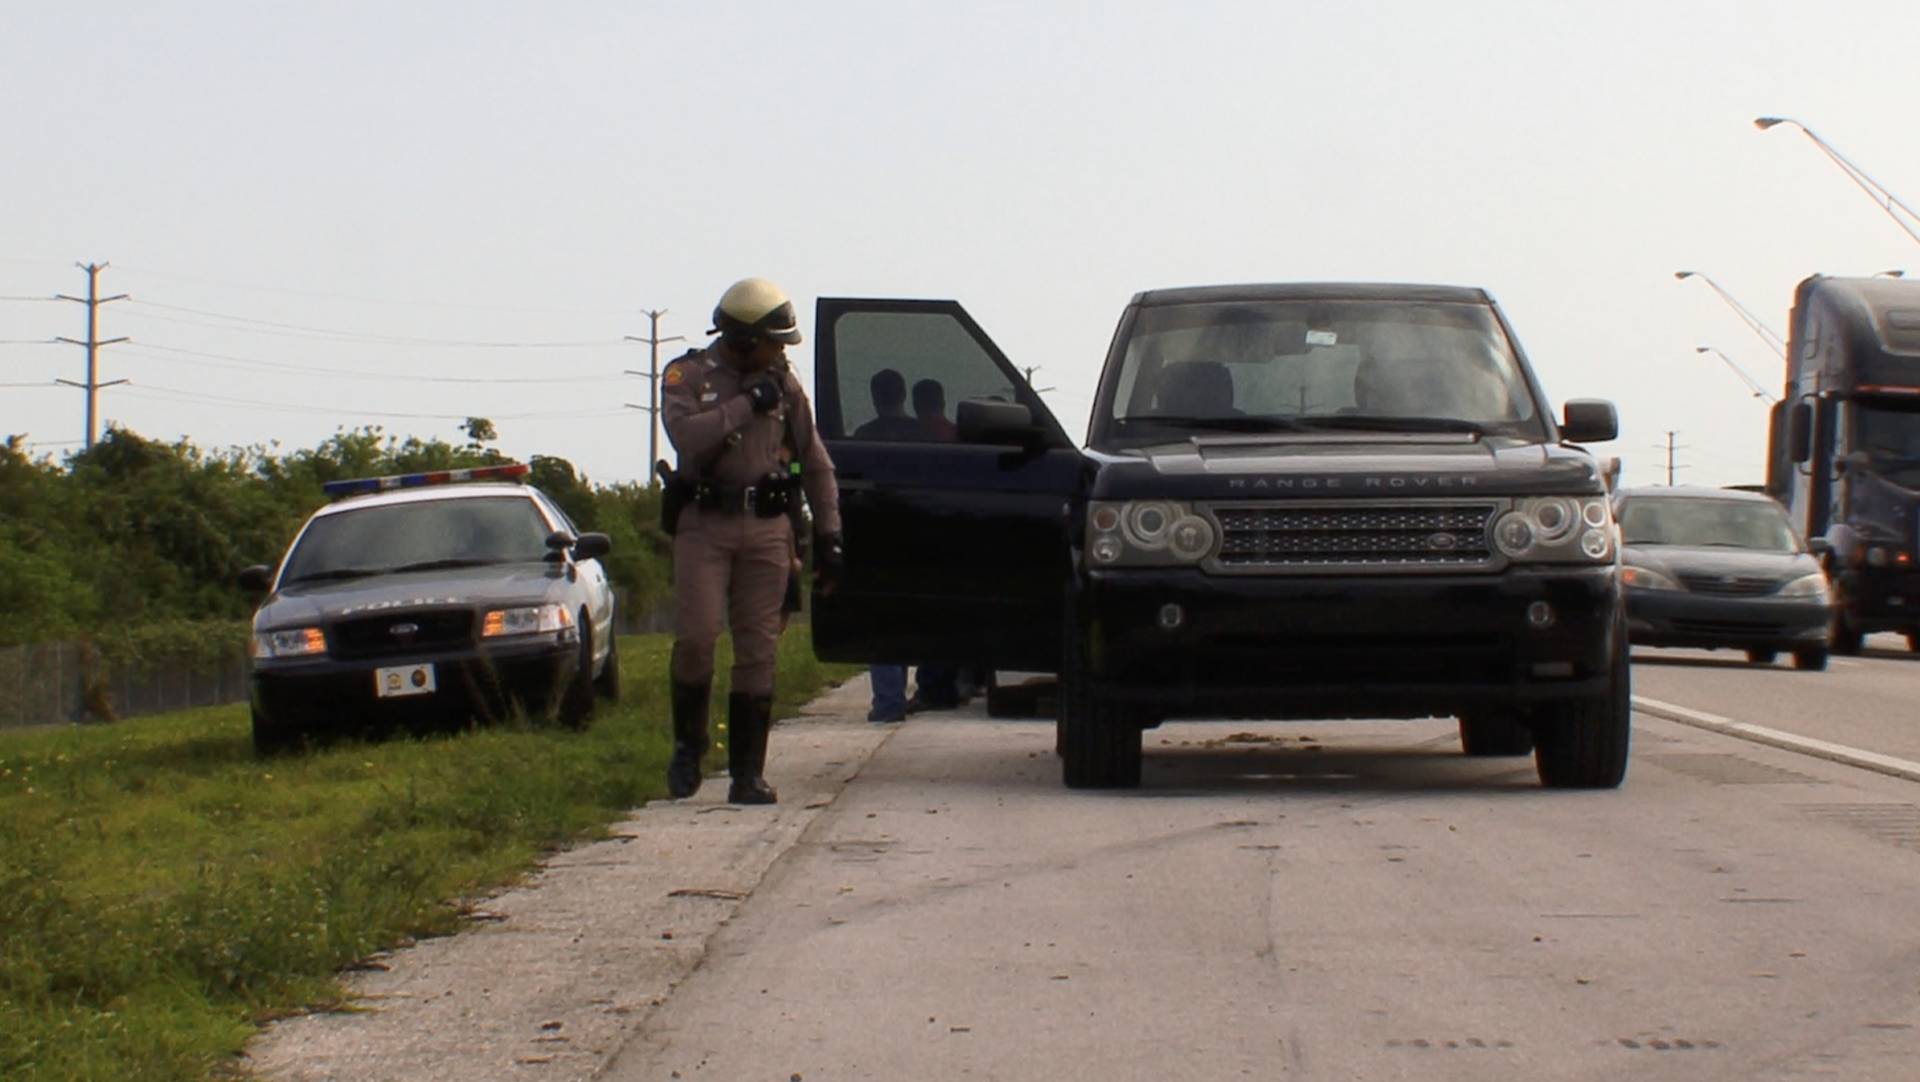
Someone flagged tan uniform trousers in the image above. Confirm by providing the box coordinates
[669,505,793,696]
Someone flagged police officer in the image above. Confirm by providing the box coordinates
[661,278,841,805]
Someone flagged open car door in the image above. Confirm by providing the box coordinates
[810,297,1085,671]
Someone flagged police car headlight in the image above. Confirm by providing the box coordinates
[483,603,574,638]
[1089,501,1217,566]
[253,627,327,659]
[1494,497,1613,563]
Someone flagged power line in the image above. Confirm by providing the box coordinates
[110,263,638,317]
[116,343,626,384]
[117,301,624,348]
[116,384,630,421]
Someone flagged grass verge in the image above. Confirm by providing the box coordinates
[0,629,861,1082]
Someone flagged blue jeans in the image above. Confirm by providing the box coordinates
[869,664,908,720]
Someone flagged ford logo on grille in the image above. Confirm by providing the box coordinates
[1427,532,1460,551]
[390,622,420,639]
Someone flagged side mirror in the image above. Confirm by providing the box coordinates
[1807,537,1832,557]
[957,397,1044,448]
[571,532,612,561]
[1787,401,1812,464]
[237,565,273,593]
[1561,399,1618,443]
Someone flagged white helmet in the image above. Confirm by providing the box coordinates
[711,278,802,345]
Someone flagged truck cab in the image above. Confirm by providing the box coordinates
[809,283,1627,790]
[1768,274,1920,653]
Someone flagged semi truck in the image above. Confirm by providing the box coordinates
[1767,274,1920,653]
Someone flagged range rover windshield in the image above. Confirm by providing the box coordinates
[1100,298,1546,449]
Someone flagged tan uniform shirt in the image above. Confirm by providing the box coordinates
[661,345,841,535]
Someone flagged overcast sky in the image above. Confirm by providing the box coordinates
[5,1,1919,491]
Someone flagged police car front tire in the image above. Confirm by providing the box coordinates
[557,618,597,730]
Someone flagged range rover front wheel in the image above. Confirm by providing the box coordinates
[1532,638,1631,789]
[1058,636,1142,789]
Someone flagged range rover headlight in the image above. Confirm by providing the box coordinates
[1089,501,1217,566]
[1494,496,1614,563]
[1123,501,1180,549]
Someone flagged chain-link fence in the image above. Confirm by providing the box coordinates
[0,641,252,730]
[1,596,675,731]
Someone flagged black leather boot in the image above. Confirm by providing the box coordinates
[666,681,711,799]
[726,692,777,805]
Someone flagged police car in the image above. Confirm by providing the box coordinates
[238,463,619,755]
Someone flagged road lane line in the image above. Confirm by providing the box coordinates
[1633,695,1920,785]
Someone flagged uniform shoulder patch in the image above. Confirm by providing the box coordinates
[663,359,690,387]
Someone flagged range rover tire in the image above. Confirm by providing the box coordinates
[1532,639,1630,789]
[1457,712,1534,757]
[1059,639,1142,789]
[1793,647,1829,671]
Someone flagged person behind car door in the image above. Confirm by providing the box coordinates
[660,277,842,804]
[852,367,928,722]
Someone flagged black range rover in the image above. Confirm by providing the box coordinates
[808,283,1628,790]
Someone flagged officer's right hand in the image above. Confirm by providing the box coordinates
[813,531,845,595]
[744,377,782,414]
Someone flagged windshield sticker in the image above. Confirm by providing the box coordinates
[1306,330,1339,347]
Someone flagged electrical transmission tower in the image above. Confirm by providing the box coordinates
[625,309,685,481]
[55,262,128,450]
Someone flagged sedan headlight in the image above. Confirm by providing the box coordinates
[1493,496,1614,563]
[1089,501,1218,566]
[1619,565,1678,591]
[483,603,574,637]
[1777,571,1831,602]
[253,627,326,659]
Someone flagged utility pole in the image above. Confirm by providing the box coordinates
[1021,365,1055,393]
[55,262,128,450]
[624,309,685,482]
[1655,431,1688,485]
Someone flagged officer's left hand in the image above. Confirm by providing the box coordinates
[813,531,845,594]
[744,377,782,414]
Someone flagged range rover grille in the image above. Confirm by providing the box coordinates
[1210,502,1500,571]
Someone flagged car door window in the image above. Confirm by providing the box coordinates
[828,310,1028,442]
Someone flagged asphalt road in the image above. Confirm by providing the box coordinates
[245,657,1920,1082]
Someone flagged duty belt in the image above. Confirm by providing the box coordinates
[695,477,794,518]
[695,482,755,514]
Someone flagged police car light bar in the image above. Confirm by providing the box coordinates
[323,462,532,498]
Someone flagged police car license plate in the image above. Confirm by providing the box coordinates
[376,663,437,698]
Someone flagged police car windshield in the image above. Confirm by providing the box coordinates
[280,496,553,584]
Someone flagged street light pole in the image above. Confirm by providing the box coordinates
[1756,116,1920,247]
[1674,270,1788,359]
[1695,346,1777,402]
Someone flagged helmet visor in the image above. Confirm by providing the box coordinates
[753,301,802,345]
